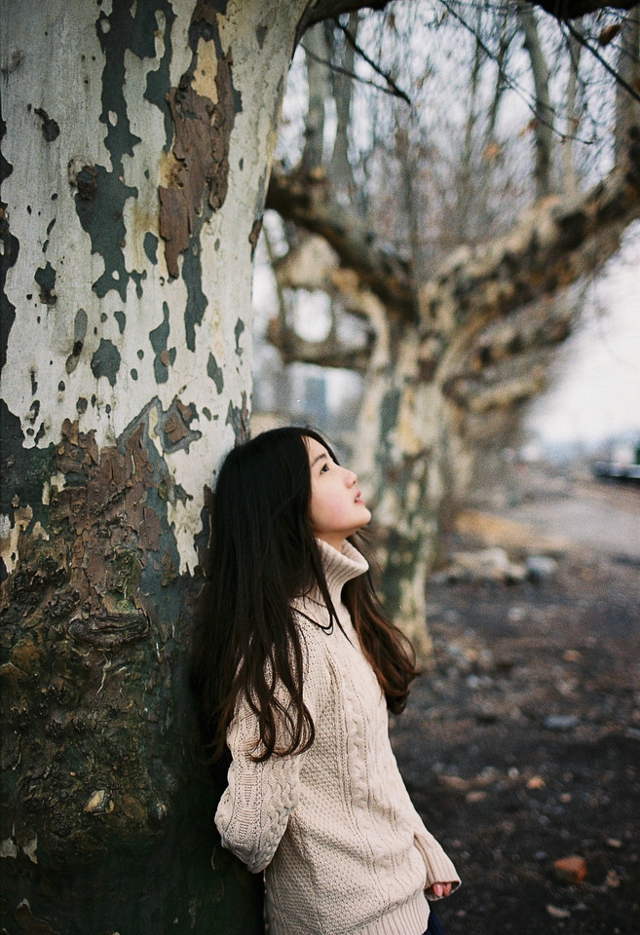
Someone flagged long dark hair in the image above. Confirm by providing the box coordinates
[190,426,416,764]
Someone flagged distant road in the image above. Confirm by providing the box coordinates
[503,479,640,561]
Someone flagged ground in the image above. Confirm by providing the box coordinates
[391,471,640,934]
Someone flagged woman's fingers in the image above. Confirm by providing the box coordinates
[427,882,453,898]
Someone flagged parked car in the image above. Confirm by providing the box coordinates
[593,442,640,483]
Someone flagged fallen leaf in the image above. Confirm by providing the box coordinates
[554,855,587,884]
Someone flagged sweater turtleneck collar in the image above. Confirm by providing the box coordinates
[304,537,369,608]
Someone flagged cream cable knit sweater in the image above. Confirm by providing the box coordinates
[215,539,460,935]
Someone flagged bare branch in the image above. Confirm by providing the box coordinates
[296,0,640,39]
[517,2,555,198]
[297,0,390,45]
[300,42,411,101]
[328,14,359,195]
[564,19,640,104]
[614,11,640,158]
[333,16,412,104]
[486,9,516,141]
[302,25,332,170]
[561,33,583,193]
[439,0,569,144]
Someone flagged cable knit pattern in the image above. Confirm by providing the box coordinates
[215,539,460,935]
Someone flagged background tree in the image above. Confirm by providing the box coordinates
[264,1,640,656]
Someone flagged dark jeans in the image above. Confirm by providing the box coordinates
[424,905,446,935]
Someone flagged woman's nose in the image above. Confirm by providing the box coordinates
[344,468,357,485]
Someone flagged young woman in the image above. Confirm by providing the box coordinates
[191,426,460,935]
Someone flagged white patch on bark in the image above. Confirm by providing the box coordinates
[0,507,33,576]
[0,832,18,860]
[23,835,38,864]
[2,0,307,570]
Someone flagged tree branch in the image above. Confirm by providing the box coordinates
[564,18,640,105]
[332,17,412,104]
[300,42,411,100]
[469,297,577,367]
[302,25,331,170]
[267,316,372,370]
[266,165,418,318]
[296,0,640,40]
[421,129,640,337]
[297,0,389,44]
[329,13,359,196]
[444,352,549,413]
[442,294,579,411]
[561,32,582,193]
[439,0,569,144]
[517,1,554,198]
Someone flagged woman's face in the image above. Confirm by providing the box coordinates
[305,436,371,551]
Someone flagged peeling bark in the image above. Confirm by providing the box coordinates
[420,136,640,340]
[0,408,265,933]
[159,49,239,279]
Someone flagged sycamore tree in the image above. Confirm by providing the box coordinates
[0,0,638,932]
[264,1,640,656]
[0,1,387,932]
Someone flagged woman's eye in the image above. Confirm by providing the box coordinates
[320,463,329,473]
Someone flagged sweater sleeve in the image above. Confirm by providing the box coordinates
[214,698,302,874]
[386,751,461,896]
[215,626,328,874]
[413,825,461,897]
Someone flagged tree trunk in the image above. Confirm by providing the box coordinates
[353,327,452,663]
[361,149,640,659]
[0,1,306,931]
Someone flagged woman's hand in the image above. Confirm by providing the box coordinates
[426,882,454,898]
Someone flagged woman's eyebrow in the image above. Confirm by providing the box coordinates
[311,452,328,468]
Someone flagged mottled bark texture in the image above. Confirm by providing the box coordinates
[0,0,315,931]
[0,409,263,933]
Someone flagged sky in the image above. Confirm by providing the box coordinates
[526,224,640,449]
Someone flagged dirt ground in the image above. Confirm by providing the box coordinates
[391,472,640,934]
